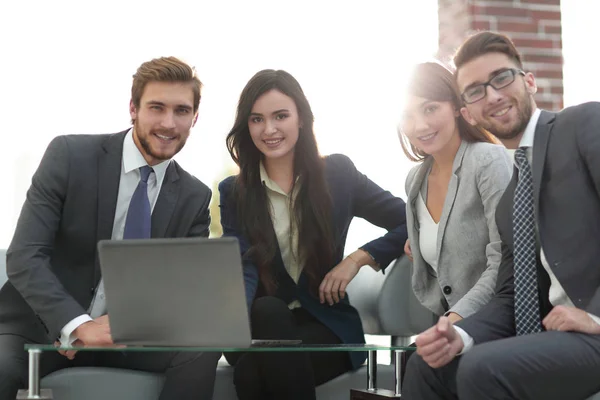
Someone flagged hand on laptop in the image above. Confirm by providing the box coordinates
[57,315,114,360]
[415,316,464,369]
[75,316,113,346]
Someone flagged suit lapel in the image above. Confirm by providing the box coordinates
[151,162,180,238]
[532,111,555,215]
[407,157,434,231]
[436,141,468,260]
[96,133,126,242]
[498,169,517,251]
[95,132,127,283]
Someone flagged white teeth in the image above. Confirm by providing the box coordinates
[265,139,283,144]
[419,133,436,141]
[492,107,510,117]
[156,134,174,140]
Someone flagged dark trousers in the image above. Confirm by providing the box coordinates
[0,334,220,400]
[403,331,600,400]
[225,296,353,400]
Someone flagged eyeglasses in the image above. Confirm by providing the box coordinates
[461,68,526,104]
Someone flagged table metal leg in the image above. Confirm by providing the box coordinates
[367,350,377,391]
[394,350,406,396]
[16,349,53,399]
[28,349,41,397]
[350,350,400,399]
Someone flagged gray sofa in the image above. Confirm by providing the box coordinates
[2,249,599,400]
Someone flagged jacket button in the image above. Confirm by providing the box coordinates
[443,286,452,295]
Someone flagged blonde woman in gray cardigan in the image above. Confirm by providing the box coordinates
[399,62,512,323]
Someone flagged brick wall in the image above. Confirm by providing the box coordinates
[438,0,563,111]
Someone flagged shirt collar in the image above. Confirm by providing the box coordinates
[517,108,542,149]
[259,161,289,196]
[123,129,171,183]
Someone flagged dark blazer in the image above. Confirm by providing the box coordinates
[458,102,600,343]
[219,154,407,369]
[0,131,212,344]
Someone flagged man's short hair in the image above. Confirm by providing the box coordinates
[454,31,523,71]
[131,57,202,112]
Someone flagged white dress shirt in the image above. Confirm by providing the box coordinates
[456,109,600,352]
[59,129,170,345]
[259,162,303,310]
[416,192,439,274]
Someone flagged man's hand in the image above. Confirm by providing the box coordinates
[415,316,464,368]
[57,315,113,360]
[404,239,413,262]
[75,315,113,345]
[319,254,363,305]
[94,314,110,326]
[543,305,600,334]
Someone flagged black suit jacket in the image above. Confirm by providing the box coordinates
[458,102,600,343]
[0,131,212,343]
[219,154,408,368]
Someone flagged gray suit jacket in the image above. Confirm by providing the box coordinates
[405,141,512,317]
[459,103,600,342]
[0,131,212,343]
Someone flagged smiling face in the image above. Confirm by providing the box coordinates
[400,95,461,157]
[456,52,536,148]
[130,81,198,165]
[248,89,300,163]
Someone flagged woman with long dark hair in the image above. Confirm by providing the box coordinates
[219,69,407,399]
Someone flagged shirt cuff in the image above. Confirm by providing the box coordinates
[588,312,600,327]
[59,314,92,347]
[454,326,474,355]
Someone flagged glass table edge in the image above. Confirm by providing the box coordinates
[26,343,416,352]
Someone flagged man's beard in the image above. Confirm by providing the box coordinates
[135,120,186,161]
[480,89,533,140]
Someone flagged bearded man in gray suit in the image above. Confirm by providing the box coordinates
[0,57,219,400]
[404,31,600,400]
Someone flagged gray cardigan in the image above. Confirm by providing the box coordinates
[405,141,512,318]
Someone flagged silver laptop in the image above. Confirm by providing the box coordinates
[97,237,253,347]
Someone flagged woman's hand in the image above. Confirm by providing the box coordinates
[319,250,371,305]
[404,239,413,261]
[446,312,463,324]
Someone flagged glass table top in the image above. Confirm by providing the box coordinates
[26,343,415,353]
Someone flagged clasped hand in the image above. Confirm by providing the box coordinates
[415,316,464,369]
[542,305,600,334]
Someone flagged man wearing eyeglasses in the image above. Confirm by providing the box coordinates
[403,31,600,400]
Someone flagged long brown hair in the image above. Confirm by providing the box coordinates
[225,70,334,296]
[399,62,496,162]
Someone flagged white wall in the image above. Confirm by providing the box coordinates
[562,1,600,107]
[0,0,439,248]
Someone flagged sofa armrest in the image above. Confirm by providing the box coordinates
[347,256,436,337]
